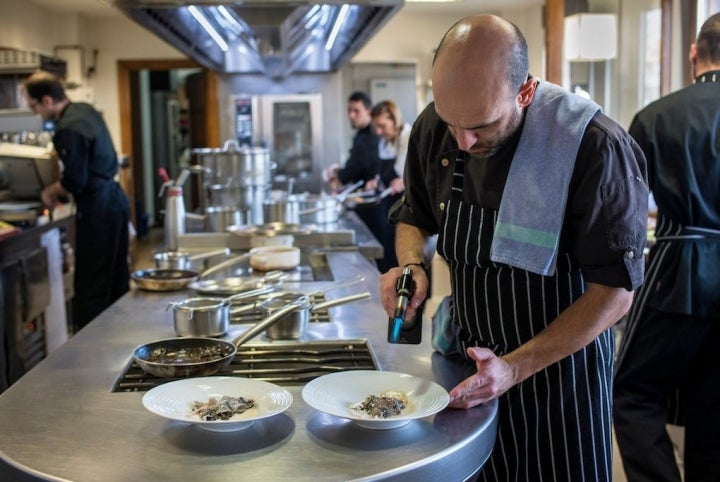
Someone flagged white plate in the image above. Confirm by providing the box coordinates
[142,376,293,432]
[301,370,450,430]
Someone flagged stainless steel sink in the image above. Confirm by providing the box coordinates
[112,339,378,392]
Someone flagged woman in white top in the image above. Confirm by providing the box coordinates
[367,100,412,195]
[364,100,412,272]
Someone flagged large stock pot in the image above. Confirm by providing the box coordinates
[193,140,275,187]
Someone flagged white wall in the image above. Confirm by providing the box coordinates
[354,6,545,111]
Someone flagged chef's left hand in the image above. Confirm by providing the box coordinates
[448,347,515,408]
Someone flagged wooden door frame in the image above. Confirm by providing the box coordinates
[116,58,219,226]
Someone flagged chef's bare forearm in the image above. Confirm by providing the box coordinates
[503,282,632,384]
[395,222,431,265]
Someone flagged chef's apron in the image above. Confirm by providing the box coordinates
[73,179,129,330]
[616,218,720,425]
[436,155,614,482]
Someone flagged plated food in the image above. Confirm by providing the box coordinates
[350,391,409,419]
[302,370,450,430]
[142,377,292,432]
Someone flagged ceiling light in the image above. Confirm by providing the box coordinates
[188,5,229,52]
[325,4,350,51]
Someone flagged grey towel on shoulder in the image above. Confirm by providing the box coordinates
[489,81,600,276]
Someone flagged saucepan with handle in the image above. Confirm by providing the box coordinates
[259,291,372,339]
[169,286,275,338]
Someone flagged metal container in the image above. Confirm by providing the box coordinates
[206,184,243,208]
[164,186,185,251]
[294,194,342,225]
[206,206,244,232]
[193,140,275,187]
[259,294,312,339]
[259,290,372,339]
[171,297,230,337]
[263,198,300,224]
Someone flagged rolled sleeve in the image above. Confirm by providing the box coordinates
[566,116,649,290]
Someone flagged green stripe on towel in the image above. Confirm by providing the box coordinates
[494,222,558,249]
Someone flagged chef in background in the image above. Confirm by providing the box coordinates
[323,91,386,268]
[614,11,720,482]
[24,71,129,331]
[365,100,412,272]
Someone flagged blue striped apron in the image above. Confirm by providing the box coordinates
[437,155,614,481]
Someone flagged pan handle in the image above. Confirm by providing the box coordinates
[311,291,372,312]
[187,248,231,262]
[231,297,308,347]
[224,286,274,302]
[313,274,365,295]
[199,253,251,279]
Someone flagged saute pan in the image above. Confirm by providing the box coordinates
[131,253,252,292]
[133,296,308,378]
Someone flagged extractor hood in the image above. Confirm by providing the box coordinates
[113,1,403,78]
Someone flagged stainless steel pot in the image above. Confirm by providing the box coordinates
[206,206,244,232]
[193,140,275,187]
[295,194,342,225]
[259,291,372,339]
[206,184,244,208]
[171,297,230,338]
[263,198,300,224]
[170,286,274,337]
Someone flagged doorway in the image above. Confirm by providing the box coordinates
[117,59,220,237]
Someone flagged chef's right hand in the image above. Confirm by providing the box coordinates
[380,265,429,321]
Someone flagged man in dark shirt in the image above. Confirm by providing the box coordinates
[324,91,380,190]
[323,91,388,270]
[24,71,130,331]
[378,15,647,481]
[614,12,720,482]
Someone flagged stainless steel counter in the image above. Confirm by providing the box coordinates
[0,250,497,481]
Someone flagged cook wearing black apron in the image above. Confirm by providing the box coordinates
[393,99,647,480]
[53,102,130,331]
[614,67,720,481]
[440,154,614,481]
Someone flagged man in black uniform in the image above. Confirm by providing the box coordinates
[323,91,386,269]
[614,12,720,482]
[379,15,647,481]
[24,71,130,331]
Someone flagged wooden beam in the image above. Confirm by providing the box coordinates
[545,0,565,85]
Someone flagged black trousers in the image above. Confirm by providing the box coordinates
[614,307,720,482]
[354,195,399,273]
[73,187,130,331]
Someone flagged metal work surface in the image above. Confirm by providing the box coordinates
[0,251,497,482]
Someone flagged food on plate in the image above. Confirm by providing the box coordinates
[146,345,227,364]
[190,395,255,421]
[350,391,409,418]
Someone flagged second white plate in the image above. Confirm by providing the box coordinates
[302,370,449,430]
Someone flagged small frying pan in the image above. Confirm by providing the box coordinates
[131,253,252,292]
[132,296,307,378]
